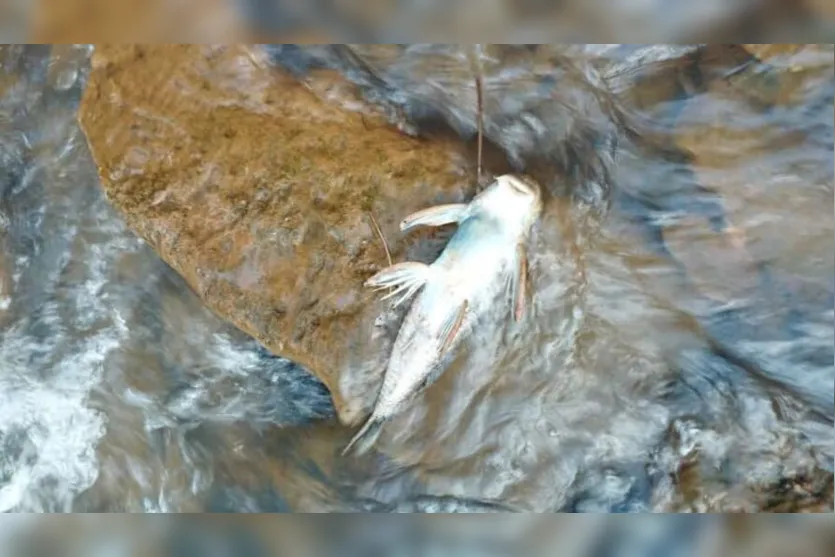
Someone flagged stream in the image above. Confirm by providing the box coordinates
[0,44,832,515]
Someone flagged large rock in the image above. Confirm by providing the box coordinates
[78,45,476,423]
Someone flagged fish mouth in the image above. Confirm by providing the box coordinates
[499,174,540,198]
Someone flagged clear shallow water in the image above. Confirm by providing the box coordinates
[0,44,833,513]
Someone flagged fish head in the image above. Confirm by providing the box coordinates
[472,174,543,233]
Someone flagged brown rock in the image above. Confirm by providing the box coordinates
[78,45,476,423]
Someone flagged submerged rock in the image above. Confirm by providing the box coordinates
[78,45,477,423]
[671,45,835,419]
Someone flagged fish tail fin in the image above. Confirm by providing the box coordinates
[365,261,432,308]
[341,414,386,457]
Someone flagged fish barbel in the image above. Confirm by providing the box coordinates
[343,174,543,456]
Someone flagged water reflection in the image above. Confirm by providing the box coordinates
[0,44,833,513]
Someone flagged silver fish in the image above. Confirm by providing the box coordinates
[343,174,543,455]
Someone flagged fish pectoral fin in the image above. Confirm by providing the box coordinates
[511,243,528,322]
[400,203,469,233]
[365,261,432,308]
[438,300,469,356]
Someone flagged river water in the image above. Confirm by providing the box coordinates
[0,44,832,515]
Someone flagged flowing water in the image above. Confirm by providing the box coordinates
[0,44,832,515]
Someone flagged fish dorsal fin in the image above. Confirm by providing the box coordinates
[365,261,433,308]
[400,203,469,233]
[438,300,469,356]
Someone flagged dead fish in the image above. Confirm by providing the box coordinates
[343,174,543,455]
